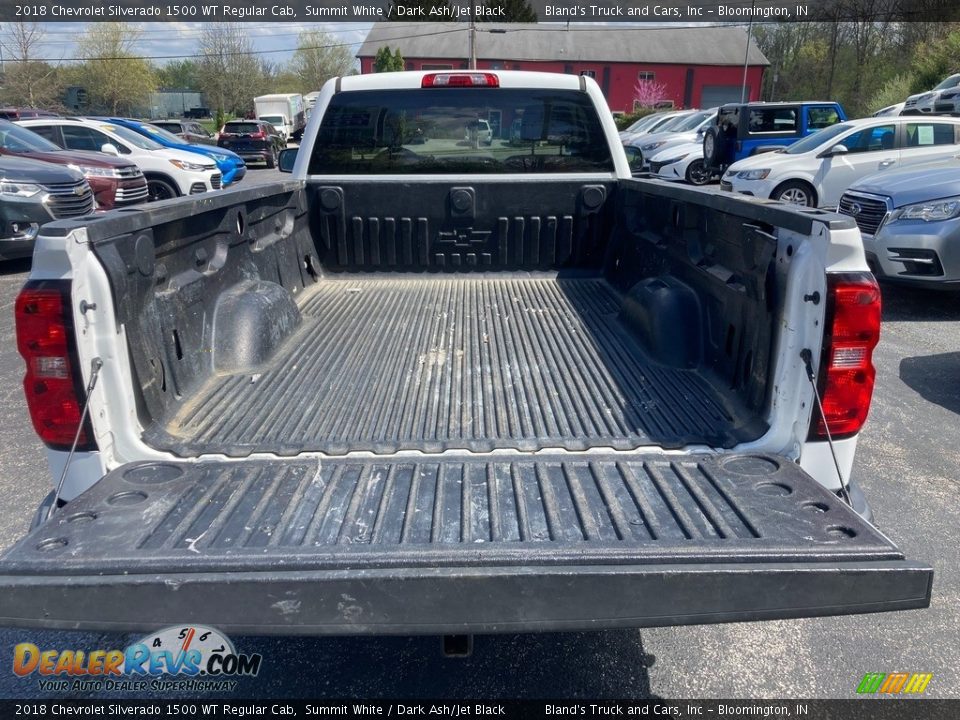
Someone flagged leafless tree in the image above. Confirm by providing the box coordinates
[1,22,62,108]
[196,23,273,120]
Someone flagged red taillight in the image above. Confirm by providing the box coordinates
[250,131,265,139]
[15,282,94,450]
[810,273,881,440]
[422,73,499,88]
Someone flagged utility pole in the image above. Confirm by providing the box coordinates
[740,2,755,103]
[469,15,477,69]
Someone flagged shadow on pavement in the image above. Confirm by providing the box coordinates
[881,283,960,322]
[216,631,658,699]
[0,259,31,277]
[899,352,960,416]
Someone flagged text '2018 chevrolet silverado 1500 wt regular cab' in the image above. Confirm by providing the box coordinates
[0,72,931,634]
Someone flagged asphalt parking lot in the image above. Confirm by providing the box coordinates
[0,171,956,699]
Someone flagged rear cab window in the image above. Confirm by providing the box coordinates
[308,88,614,175]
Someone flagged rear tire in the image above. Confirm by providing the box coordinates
[146,177,178,203]
[703,126,724,168]
[685,159,711,186]
[771,180,817,207]
[265,148,277,169]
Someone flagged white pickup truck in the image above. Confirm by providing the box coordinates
[0,71,930,634]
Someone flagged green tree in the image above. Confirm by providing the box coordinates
[156,60,200,90]
[909,30,960,93]
[289,30,355,93]
[373,46,405,72]
[74,23,156,114]
[869,74,915,113]
[477,0,537,22]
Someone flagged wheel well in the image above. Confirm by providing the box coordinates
[771,178,818,206]
[143,172,182,196]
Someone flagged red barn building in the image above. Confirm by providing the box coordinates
[357,23,769,114]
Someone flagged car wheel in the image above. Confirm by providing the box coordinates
[147,178,178,203]
[266,148,277,169]
[685,159,711,186]
[772,181,816,207]
[703,126,723,167]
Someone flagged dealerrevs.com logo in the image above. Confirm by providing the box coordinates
[13,625,262,693]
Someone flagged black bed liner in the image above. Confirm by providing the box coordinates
[0,453,931,634]
[146,276,765,457]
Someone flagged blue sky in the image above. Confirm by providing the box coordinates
[5,22,375,67]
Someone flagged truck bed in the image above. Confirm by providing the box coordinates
[147,275,760,457]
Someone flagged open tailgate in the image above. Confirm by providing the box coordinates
[0,453,931,634]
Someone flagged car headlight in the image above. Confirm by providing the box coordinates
[890,198,960,223]
[736,169,771,180]
[657,154,691,166]
[68,164,122,178]
[169,159,215,172]
[641,140,667,152]
[0,181,42,198]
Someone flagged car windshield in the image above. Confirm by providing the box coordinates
[933,75,960,91]
[141,124,187,144]
[784,123,852,154]
[673,111,713,132]
[309,88,614,175]
[655,113,696,132]
[260,116,284,126]
[695,114,716,131]
[97,123,164,150]
[625,113,666,133]
[0,121,61,152]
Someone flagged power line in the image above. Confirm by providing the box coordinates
[3,26,463,62]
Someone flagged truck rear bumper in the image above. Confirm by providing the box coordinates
[0,561,930,635]
[0,453,931,634]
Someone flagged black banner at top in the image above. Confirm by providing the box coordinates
[0,699,958,719]
[1,0,958,22]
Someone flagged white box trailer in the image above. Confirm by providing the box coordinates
[254,93,306,141]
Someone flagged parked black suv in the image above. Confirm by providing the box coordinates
[217,120,285,168]
[0,156,94,260]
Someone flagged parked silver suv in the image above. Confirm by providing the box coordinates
[903,73,960,115]
[840,161,960,288]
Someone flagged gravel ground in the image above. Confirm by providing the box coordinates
[0,188,955,699]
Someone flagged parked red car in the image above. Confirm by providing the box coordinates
[0,119,148,209]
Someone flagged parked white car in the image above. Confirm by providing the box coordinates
[721,116,960,207]
[627,109,717,169]
[620,110,698,144]
[648,140,712,185]
[465,119,493,145]
[903,74,960,115]
[18,117,222,202]
[617,109,688,141]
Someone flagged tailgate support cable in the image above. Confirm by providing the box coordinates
[801,349,852,507]
[47,357,103,521]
